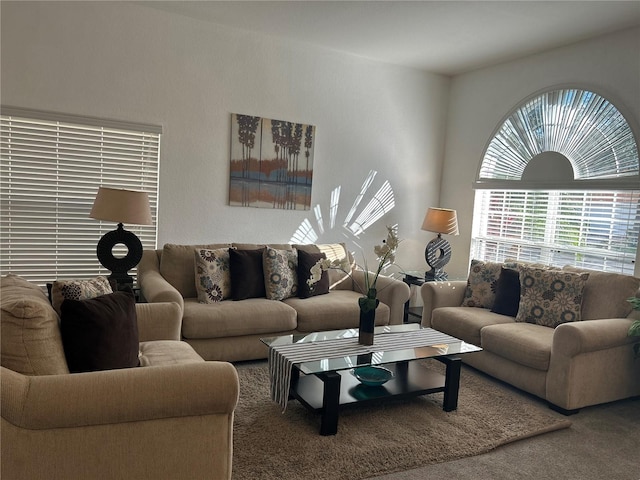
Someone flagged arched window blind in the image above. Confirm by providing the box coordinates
[471,89,640,275]
[0,106,161,286]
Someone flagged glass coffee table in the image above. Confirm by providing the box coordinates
[262,324,482,435]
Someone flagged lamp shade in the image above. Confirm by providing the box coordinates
[90,187,152,226]
[421,208,459,236]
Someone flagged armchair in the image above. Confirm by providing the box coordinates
[1,274,239,480]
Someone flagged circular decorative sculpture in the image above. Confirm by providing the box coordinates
[425,234,451,281]
[96,223,143,286]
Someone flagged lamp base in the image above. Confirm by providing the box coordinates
[425,268,448,281]
[425,233,452,282]
[96,223,143,288]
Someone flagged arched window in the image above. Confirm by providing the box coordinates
[471,88,640,274]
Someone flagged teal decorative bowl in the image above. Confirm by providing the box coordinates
[350,366,394,386]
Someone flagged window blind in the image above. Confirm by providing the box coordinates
[471,189,639,274]
[472,88,639,275]
[479,89,639,182]
[0,107,160,286]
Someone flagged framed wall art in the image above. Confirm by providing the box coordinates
[229,113,316,210]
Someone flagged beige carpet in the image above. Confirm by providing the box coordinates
[232,360,571,480]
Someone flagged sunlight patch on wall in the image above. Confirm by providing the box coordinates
[347,180,395,236]
[343,170,377,228]
[289,170,395,244]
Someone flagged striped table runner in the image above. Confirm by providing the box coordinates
[268,329,460,411]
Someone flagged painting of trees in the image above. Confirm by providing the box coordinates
[229,113,315,210]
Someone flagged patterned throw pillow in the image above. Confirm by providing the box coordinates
[297,250,329,298]
[263,247,298,301]
[51,276,113,315]
[194,248,232,303]
[461,259,503,308]
[294,243,352,289]
[515,265,589,328]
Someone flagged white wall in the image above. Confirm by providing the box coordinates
[0,1,449,272]
[441,27,640,278]
[3,3,639,279]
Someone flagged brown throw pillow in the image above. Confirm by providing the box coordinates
[229,248,266,300]
[60,291,139,373]
[297,250,329,298]
[490,267,521,317]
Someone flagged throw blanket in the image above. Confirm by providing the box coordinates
[268,329,459,411]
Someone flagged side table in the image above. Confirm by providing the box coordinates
[402,271,428,323]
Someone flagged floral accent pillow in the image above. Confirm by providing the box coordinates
[461,259,503,308]
[51,276,113,315]
[263,247,298,301]
[194,248,232,303]
[516,265,589,328]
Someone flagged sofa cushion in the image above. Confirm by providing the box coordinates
[480,323,554,371]
[60,291,139,373]
[194,248,232,303]
[490,267,521,317]
[1,274,70,375]
[431,306,514,347]
[181,298,297,339]
[461,259,503,308]
[284,290,390,332]
[563,266,640,320]
[516,266,589,327]
[229,248,266,300]
[160,243,231,298]
[297,250,330,298]
[263,247,298,300]
[51,276,113,315]
[138,340,205,366]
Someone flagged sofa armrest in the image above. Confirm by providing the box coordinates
[138,250,184,310]
[420,281,467,327]
[349,270,411,325]
[135,302,182,341]
[552,318,637,357]
[546,318,640,411]
[2,363,238,480]
[1,362,238,430]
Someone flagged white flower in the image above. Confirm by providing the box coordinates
[308,225,402,294]
[307,258,333,286]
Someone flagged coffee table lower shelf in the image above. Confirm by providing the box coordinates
[289,357,461,435]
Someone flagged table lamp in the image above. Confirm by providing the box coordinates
[421,207,459,281]
[90,187,152,286]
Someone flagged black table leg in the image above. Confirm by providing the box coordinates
[318,371,341,435]
[442,356,461,411]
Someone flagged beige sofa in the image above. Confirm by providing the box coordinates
[421,263,640,414]
[138,243,411,362]
[1,275,239,480]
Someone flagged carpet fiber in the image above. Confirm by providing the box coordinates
[232,360,571,480]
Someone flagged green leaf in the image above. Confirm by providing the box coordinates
[627,297,640,311]
[629,320,640,337]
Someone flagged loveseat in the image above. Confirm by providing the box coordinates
[1,274,239,480]
[421,260,640,414]
[138,242,411,362]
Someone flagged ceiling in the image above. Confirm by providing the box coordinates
[141,1,640,76]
